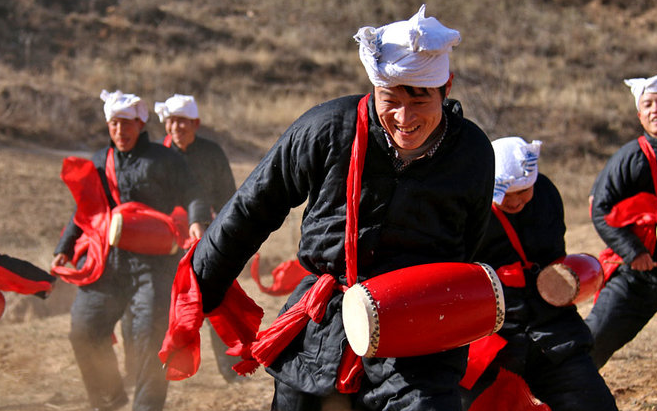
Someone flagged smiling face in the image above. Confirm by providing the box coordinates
[638,92,657,138]
[374,76,452,150]
[496,186,535,214]
[107,117,144,152]
[165,115,200,151]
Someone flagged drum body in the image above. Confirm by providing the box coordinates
[536,253,603,307]
[109,209,179,255]
[342,262,505,358]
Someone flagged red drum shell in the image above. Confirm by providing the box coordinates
[342,262,505,358]
[537,253,604,307]
[109,210,179,255]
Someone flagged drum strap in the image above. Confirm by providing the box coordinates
[491,204,529,287]
[105,147,122,206]
[345,93,370,288]
[637,135,657,194]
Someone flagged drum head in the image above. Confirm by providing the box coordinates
[108,213,123,247]
[537,263,579,307]
[342,283,379,357]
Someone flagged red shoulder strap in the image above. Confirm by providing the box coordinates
[491,203,531,268]
[163,134,173,148]
[637,135,657,194]
[105,147,121,205]
[345,94,370,288]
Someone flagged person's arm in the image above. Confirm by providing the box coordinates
[591,146,651,265]
[52,213,82,266]
[193,124,317,313]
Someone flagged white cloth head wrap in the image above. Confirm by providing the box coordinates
[624,74,657,109]
[154,94,199,123]
[492,137,542,204]
[354,4,461,88]
[100,90,148,123]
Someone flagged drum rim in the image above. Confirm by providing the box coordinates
[108,212,123,247]
[477,262,505,334]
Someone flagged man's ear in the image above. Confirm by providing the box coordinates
[444,72,454,98]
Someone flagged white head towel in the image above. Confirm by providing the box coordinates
[492,137,542,204]
[624,74,657,109]
[154,94,199,123]
[354,4,461,88]
[100,90,148,123]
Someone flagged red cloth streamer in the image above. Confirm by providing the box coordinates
[159,240,264,380]
[468,368,551,411]
[459,333,508,389]
[51,156,112,285]
[250,253,310,296]
[0,265,53,295]
[597,192,657,289]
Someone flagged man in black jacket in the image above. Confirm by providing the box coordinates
[154,93,240,382]
[51,90,210,411]
[461,137,617,411]
[192,6,494,411]
[586,74,657,369]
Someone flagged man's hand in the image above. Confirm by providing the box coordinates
[188,222,205,241]
[630,252,656,271]
[50,253,69,270]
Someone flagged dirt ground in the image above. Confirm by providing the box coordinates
[0,146,655,411]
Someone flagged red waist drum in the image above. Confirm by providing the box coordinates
[536,253,604,307]
[109,209,179,255]
[342,262,505,358]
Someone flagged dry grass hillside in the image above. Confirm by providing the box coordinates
[0,0,656,410]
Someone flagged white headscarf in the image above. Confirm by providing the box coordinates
[354,4,461,88]
[154,94,199,123]
[624,74,657,109]
[100,90,149,123]
[492,137,542,204]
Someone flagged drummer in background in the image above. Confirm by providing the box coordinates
[585,74,657,369]
[153,93,240,383]
[460,137,618,411]
[189,5,494,410]
[51,90,210,411]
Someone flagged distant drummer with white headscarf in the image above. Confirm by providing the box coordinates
[586,73,657,372]
[182,4,495,410]
[461,136,619,411]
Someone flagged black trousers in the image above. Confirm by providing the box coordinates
[69,251,176,411]
[585,268,657,369]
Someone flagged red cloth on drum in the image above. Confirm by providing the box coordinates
[468,368,551,411]
[495,261,527,288]
[0,265,53,295]
[250,253,310,296]
[159,240,263,380]
[459,333,507,389]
